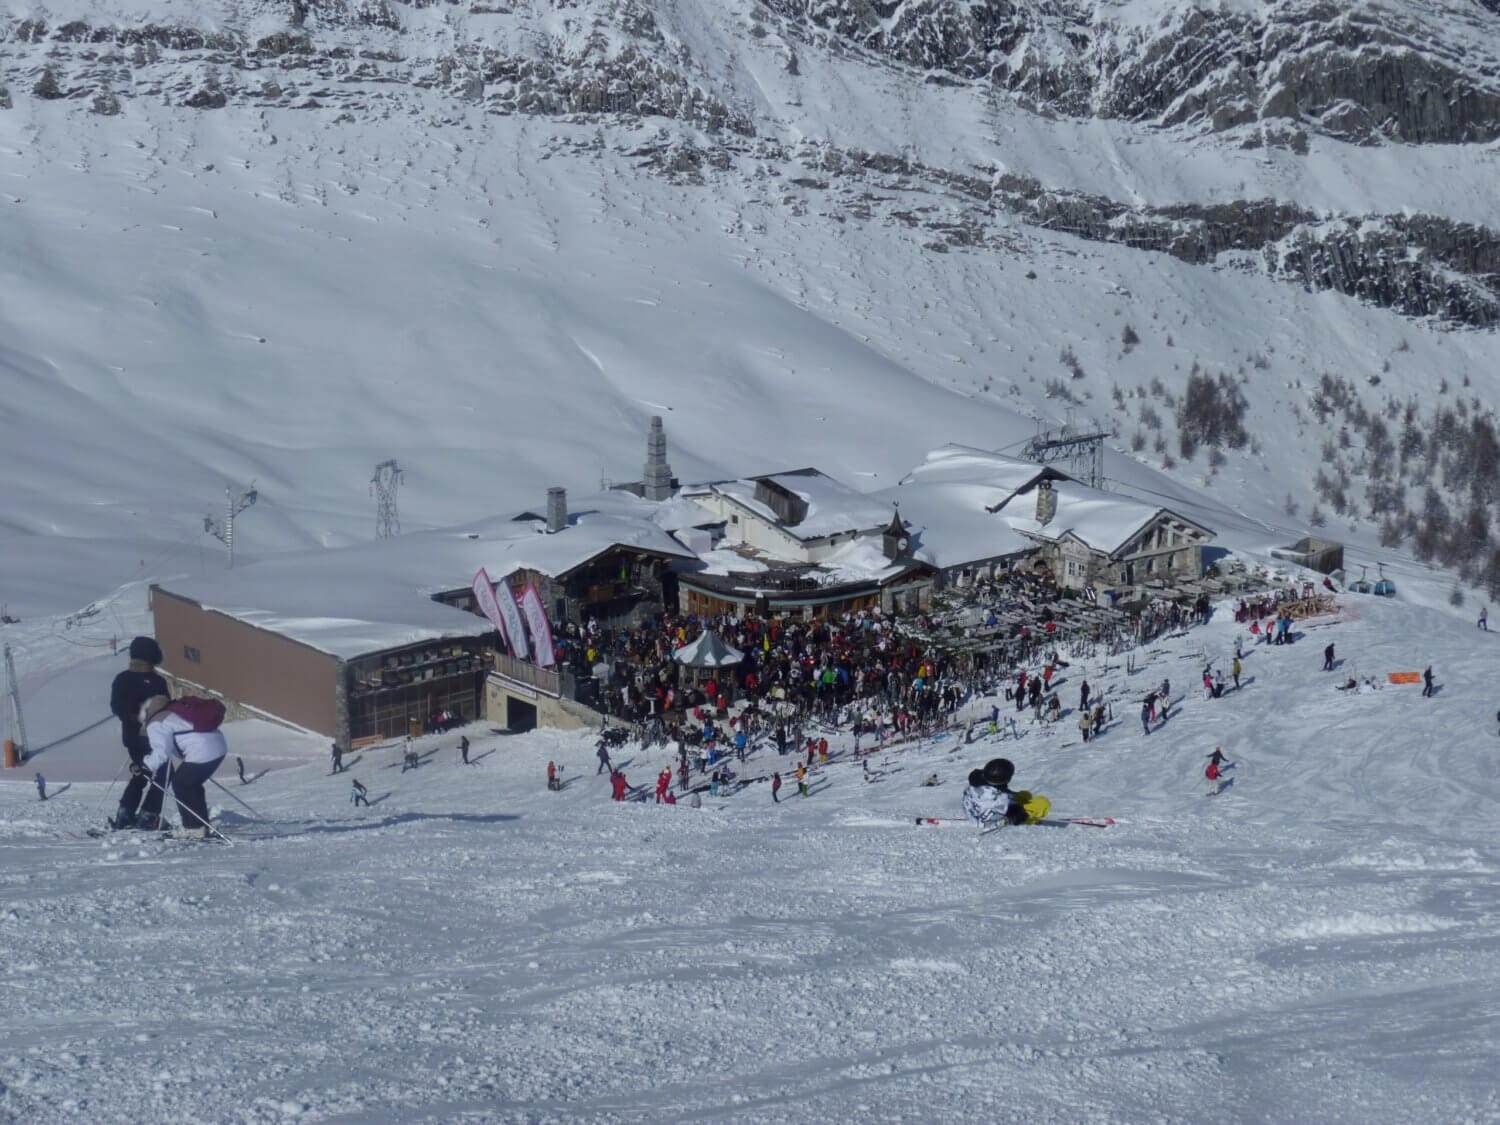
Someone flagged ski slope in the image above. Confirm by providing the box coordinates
[3,585,1499,1122]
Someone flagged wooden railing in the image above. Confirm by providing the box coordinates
[490,652,561,697]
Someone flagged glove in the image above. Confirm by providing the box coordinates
[129,761,148,778]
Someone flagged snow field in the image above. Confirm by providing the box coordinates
[4,588,1500,1121]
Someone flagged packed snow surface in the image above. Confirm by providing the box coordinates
[4,586,1500,1122]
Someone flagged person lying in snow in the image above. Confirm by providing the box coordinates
[961,759,1029,829]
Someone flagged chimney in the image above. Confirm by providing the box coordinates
[1035,479,1057,526]
[546,487,567,533]
[642,416,674,502]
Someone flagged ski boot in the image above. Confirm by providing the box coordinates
[108,806,137,831]
[135,812,162,832]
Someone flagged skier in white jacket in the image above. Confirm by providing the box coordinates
[963,768,1011,828]
[962,759,1029,828]
[138,695,228,838]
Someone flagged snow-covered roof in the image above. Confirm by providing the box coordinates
[155,491,696,659]
[711,469,895,541]
[1001,480,1207,556]
[899,444,1064,497]
[875,446,1061,570]
[874,479,1035,570]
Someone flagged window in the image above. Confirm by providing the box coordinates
[731,514,739,524]
[183,645,201,663]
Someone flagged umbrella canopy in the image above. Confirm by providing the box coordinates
[672,630,745,668]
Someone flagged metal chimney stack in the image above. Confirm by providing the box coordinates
[546,487,567,533]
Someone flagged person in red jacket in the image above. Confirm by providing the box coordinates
[655,768,672,803]
[610,770,629,801]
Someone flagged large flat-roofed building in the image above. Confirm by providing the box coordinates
[150,489,694,744]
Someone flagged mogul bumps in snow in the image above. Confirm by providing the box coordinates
[961,758,1050,831]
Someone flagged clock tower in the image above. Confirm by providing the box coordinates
[882,506,911,562]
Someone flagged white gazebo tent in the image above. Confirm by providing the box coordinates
[672,630,745,671]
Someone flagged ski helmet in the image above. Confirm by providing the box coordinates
[968,768,985,787]
[983,758,1015,788]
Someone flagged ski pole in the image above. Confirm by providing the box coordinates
[94,760,129,822]
[137,768,234,844]
[208,776,264,819]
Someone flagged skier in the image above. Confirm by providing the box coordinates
[771,772,782,803]
[1078,709,1092,743]
[236,756,247,784]
[1158,678,1170,719]
[137,694,228,839]
[596,741,613,775]
[34,772,46,801]
[1079,680,1090,712]
[459,735,470,765]
[1205,747,1232,793]
[1323,643,1335,672]
[350,777,369,806]
[1140,699,1152,736]
[401,748,420,773]
[1422,665,1435,698]
[921,772,940,787]
[961,769,994,827]
[795,762,808,797]
[962,759,1030,829]
[1231,656,1242,690]
[108,636,170,831]
[655,767,672,803]
[610,769,629,801]
[330,742,344,775]
[547,760,560,791]
[1481,606,1489,631]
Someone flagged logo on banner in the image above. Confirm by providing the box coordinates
[521,585,556,667]
[472,567,529,660]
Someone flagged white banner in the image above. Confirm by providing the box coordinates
[474,567,529,660]
[471,568,510,646]
[521,585,556,667]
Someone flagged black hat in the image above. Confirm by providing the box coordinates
[968,769,985,786]
[983,758,1015,788]
[128,636,163,665]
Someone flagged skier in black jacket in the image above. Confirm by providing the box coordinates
[108,636,170,830]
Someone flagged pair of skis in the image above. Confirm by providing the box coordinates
[914,816,1115,829]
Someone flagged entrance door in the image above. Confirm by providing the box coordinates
[507,698,537,733]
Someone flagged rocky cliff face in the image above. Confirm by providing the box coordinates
[762,0,1500,144]
[2,0,1498,327]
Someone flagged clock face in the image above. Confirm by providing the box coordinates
[897,537,909,551]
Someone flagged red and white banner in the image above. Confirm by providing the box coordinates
[520,585,556,667]
[472,568,508,642]
[473,567,529,660]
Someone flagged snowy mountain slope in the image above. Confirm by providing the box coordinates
[0,0,1498,621]
[3,588,1500,1122]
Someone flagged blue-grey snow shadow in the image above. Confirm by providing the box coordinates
[28,715,115,757]
[223,810,522,836]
